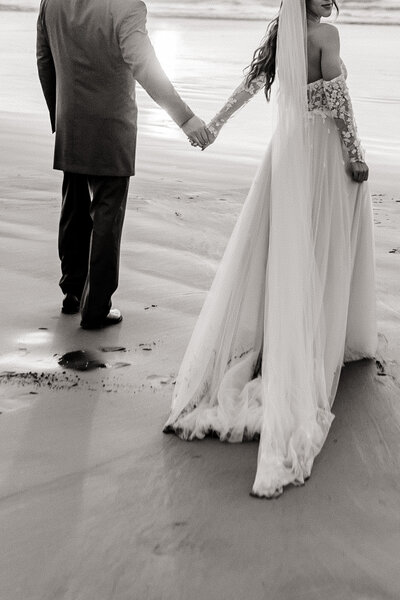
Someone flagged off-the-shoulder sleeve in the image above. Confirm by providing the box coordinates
[208,74,266,135]
[323,74,365,163]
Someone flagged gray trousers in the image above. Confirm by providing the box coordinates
[59,172,129,322]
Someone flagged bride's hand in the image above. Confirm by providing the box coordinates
[189,126,218,151]
[350,160,369,183]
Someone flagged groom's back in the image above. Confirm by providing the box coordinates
[39,0,138,98]
[38,0,146,175]
[41,0,127,71]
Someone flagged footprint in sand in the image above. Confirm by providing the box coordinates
[146,374,175,387]
[376,360,387,376]
[0,397,33,414]
[100,346,127,353]
[139,342,156,352]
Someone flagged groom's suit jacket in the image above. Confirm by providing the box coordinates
[36,0,194,176]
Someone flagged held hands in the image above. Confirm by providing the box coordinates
[181,115,217,151]
[350,160,369,183]
[189,125,217,151]
[181,115,212,148]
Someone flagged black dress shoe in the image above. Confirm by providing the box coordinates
[62,293,81,315]
[80,308,123,330]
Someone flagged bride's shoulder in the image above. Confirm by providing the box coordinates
[314,23,340,42]
[309,23,340,51]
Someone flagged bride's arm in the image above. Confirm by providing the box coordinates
[207,74,266,138]
[320,25,368,182]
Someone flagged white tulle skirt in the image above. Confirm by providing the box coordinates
[164,112,377,498]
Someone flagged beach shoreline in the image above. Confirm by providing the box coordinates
[2,0,400,26]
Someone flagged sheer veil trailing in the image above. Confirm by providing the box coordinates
[252,0,333,495]
[164,0,336,497]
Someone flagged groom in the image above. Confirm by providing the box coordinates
[36,0,209,329]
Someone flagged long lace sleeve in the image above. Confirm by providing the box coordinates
[208,74,266,135]
[323,74,365,163]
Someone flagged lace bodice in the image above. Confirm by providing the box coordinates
[208,61,365,163]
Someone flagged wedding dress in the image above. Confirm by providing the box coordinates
[164,2,377,498]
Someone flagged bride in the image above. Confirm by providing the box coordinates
[164,0,377,498]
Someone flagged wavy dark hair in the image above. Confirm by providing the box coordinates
[245,1,339,101]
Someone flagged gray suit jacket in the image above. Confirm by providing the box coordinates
[36,0,194,176]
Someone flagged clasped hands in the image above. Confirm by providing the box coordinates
[181,115,216,151]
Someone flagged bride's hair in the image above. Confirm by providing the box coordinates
[245,0,339,101]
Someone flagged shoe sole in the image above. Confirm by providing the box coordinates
[80,316,123,330]
[61,307,80,315]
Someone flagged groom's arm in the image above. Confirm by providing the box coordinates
[118,1,195,128]
[36,8,56,133]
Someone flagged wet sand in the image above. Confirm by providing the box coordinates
[1,12,400,600]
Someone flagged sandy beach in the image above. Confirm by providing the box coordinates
[1,10,400,600]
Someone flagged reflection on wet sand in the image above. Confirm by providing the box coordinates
[58,350,107,372]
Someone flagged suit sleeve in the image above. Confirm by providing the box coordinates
[36,8,56,133]
[118,1,194,127]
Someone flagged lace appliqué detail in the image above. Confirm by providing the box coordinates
[307,79,329,114]
[323,74,365,163]
[208,74,266,136]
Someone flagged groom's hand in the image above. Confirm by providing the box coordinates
[181,115,212,148]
